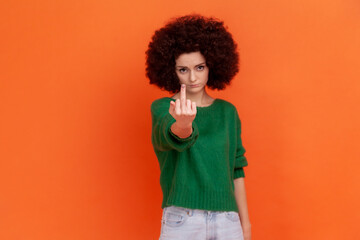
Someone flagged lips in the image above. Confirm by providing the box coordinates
[190,84,200,87]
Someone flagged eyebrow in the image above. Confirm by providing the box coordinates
[175,62,206,68]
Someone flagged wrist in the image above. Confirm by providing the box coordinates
[241,221,251,230]
[173,121,192,129]
[171,122,193,138]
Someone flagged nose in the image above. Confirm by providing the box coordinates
[190,70,196,82]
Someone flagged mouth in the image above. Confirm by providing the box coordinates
[189,84,200,88]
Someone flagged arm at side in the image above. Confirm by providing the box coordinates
[234,177,251,237]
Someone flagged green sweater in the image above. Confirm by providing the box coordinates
[150,97,248,212]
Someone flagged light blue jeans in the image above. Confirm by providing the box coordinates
[159,205,244,240]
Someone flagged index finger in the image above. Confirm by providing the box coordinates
[180,84,186,103]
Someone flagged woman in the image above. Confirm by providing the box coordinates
[146,14,251,240]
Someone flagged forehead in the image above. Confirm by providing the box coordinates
[175,51,206,66]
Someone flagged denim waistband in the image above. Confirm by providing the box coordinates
[164,205,234,217]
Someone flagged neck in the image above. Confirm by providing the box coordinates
[187,90,207,105]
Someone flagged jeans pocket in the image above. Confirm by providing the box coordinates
[225,211,240,222]
[163,208,188,227]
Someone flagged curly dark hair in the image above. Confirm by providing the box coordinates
[145,14,240,93]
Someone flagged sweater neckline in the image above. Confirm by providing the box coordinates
[166,97,219,109]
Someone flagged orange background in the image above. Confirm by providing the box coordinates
[1,0,359,239]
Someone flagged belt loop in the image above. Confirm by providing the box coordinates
[204,210,209,217]
[186,209,193,216]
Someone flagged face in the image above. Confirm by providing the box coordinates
[175,51,209,93]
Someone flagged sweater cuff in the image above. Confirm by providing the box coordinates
[169,124,198,142]
[164,114,199,151]
[234,167,245,179]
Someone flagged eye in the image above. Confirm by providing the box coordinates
[197,65,205,71]
[178,68,188,73]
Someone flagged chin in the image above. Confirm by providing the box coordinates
[187,88,203,93]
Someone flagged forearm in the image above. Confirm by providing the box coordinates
[170,121,193,138]
[234,177,251,229]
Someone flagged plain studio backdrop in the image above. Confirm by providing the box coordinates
[0,0,359,239]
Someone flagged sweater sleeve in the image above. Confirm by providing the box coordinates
[234,109,248,179]
[151,99,199,152]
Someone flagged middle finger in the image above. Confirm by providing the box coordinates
[180,84,186,112]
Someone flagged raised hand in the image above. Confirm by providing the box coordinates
[169,84,197,138]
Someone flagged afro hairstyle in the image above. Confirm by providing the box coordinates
[145,14,240,93]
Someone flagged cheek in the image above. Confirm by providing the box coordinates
[176,73,187,83]
[201,70,209,81]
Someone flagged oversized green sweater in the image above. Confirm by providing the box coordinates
[151,97,248,212]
